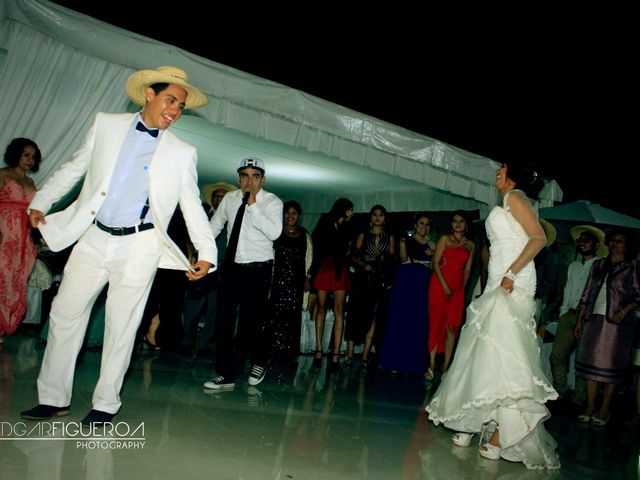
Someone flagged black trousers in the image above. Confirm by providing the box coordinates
[214,260,273,381]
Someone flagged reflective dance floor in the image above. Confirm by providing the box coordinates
[0,333,637,479]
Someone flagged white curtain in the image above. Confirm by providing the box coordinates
[0,2,562,209]
[0,22,133,185]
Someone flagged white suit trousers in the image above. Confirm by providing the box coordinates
[37,225,162,413]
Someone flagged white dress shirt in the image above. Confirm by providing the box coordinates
[559,256,599,315]
[210,188,283,263]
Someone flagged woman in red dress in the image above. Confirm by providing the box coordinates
[426,211,475,380]
[310,198,353,371]
[0,138,42,343]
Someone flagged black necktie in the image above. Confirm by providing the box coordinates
[136,121,159,138]
[225,192,250,265]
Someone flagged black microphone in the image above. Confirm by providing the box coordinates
[242,191,250,204]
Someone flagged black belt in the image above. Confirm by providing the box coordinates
[95,220,154,236]
[234,260,273,269]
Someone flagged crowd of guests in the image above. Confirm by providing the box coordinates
[3,135,640,389]
[3,134,639,400]
[1,134,484,384]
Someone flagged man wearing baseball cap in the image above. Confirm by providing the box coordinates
[204,157,283,391]
[22,66,217,426]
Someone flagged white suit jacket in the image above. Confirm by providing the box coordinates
[29,112,217,270]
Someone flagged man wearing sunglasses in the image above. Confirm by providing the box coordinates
[548,225,607,415]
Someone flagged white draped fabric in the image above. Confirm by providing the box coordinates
[0,21,133,188]
[1,0,563,215]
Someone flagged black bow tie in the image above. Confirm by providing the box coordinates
[136,121,159,138]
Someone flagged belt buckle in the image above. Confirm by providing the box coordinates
[111,226,127,236]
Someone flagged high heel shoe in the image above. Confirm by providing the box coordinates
[592,415,609,427]
[478,423,501,460]
[479,442,501,460]
[578,408,596,424]
[344,356,353,368]
[452,432,473,447]
[143,335,161,351]
[577,414,592,423]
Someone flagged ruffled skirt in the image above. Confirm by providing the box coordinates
[426,286,560,470]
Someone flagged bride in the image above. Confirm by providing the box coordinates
[426,162,560,470]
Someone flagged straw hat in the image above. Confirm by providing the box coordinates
[201,182,237,206]
[570,224,609,257]
[126,66,208,110]
[539,219,557,247]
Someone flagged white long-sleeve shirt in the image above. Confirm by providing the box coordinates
[559,256,600,316]
[210,188,283,263]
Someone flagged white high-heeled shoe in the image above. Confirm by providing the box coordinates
[452,432,474,447]
[479,442,501,460]
[478,423,501,460]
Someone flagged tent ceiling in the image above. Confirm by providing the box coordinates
[0,0,563,222]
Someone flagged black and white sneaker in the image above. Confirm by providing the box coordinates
[203,376,235,391]
[248,364,266,386]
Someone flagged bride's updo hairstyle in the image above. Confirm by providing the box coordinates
[507,161,545,201]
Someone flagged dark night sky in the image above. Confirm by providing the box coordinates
[49,2,636,216]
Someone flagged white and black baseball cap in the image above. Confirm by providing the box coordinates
[237,157,265,174]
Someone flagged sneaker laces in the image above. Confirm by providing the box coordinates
[250,365,265,378]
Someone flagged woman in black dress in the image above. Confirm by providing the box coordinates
[346,204,396,371]
[267,201,313,360]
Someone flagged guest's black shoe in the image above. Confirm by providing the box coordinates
[21,404,70,420]
[81,409,115,427]
[143,335,161,351]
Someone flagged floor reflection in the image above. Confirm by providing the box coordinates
[0,334,637,479]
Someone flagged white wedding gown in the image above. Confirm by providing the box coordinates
[426,191,560,470]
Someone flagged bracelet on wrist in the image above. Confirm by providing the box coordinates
[504,269,517,281]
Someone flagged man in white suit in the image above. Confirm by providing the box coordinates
[21,66,217,426]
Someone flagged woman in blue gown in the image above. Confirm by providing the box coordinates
[378,213,435,374]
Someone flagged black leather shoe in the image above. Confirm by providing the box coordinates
[81,409,115,426]
[21,404,70,420]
